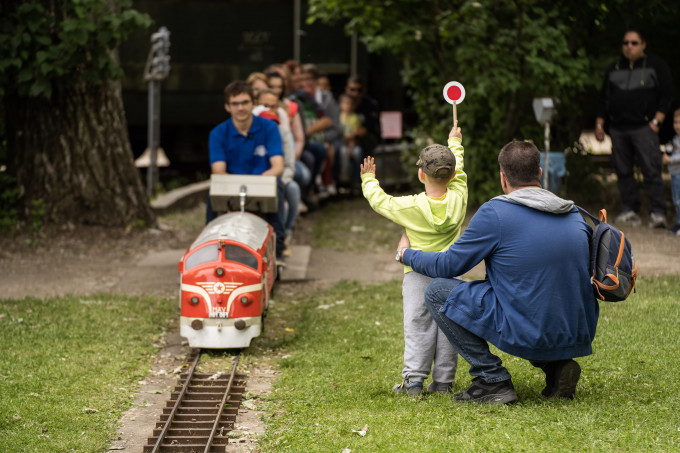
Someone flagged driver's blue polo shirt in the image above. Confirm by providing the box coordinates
[208,115,283,175]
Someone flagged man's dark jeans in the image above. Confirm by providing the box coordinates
[610,125,666,215]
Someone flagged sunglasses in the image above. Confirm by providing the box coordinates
[622,40,640,46]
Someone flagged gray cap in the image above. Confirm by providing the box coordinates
[416,144,455,178]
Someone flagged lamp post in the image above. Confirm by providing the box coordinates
[532,98,556,191]
[143,27,171,197]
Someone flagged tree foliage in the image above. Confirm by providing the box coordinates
[0,0,151,99]
[0,0,155,229]
[308,0,679,204]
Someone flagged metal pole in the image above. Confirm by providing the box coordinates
[293,0,301,63]
[543,122,550,191]
[351,32,358,76]
[146,80,160,196]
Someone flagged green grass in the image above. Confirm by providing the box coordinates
[313,197,411,252]
[312,195,477,253]
[0,295,175,452]
[259,276,680,452]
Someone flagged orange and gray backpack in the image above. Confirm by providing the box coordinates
[577,207,637,302]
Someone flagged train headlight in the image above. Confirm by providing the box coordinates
[216,267,225,277]
[240,295,251,305]
[190,296,199,305]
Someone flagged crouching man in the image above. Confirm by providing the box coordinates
[397,140,599,404]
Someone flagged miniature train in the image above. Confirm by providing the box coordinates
[178,175,279,349]
[178,211,277,348]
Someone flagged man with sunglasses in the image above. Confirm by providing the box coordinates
[595,29,673,228]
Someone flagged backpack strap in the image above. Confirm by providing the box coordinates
[598,209,608,224]
[576,205,601,226]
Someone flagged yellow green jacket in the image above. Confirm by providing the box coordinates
[361,136,467,273]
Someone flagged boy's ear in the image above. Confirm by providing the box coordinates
[449,171,456,181]
[417,167,425,183]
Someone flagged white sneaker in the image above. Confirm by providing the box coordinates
[648,212,666,229]
[614,211,641,226]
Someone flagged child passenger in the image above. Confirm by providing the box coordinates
[663,108,680,235]
[338,93,363,186]
[360,121,467,396]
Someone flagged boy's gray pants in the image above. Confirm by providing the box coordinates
[401,271,458,383]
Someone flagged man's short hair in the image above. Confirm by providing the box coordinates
[301,63,319,79]
[498,140,541,188]
[224,80,253,104]
[624,28,646,43]
[674,108,680,119]
[346,75,364,88]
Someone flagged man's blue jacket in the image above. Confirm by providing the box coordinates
[403,189,599,361]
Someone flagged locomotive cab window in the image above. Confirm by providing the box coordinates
[224,244,258,270]
[184,244,219,271]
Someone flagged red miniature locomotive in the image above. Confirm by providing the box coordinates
[178,175,278,348]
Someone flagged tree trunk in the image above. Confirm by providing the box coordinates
[5,80,156,228]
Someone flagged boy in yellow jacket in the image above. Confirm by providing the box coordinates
[360,122,466,396]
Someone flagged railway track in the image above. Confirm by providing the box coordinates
[143,350,247,453]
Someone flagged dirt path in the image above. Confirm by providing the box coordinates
[1,206,678,452]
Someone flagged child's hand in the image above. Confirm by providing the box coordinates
[397,232,410,250]
[360,156,376,175]
[449,120,462,140]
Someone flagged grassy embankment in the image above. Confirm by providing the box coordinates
[1,198,678,452]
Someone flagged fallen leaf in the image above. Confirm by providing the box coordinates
[352,424,368,436]
[83,407,99,413]
[241,400,259,410]
[284,327,294,333]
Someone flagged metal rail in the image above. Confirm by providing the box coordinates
[144,350,245,452]
[151,350,202,453]
[204,352,241,453]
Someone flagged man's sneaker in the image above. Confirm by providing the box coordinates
[668,224,680,235]
[649,212,666,229]
[453,377,518,404]
[540,359,581,399]
[615,210,641,226]
[426,381,453,394]
[393,379,423,396]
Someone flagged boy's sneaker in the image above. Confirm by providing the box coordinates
[540,359,581,399]
[426,381,453,394]
[393,379,423,396]
[453,377,518,404]
[667,224,680,235]
[649,212,666,229]
[615,210,641,226]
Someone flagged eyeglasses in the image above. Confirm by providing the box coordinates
[347,86,362,93]
[229,100,252,107]
[622,40,640,46]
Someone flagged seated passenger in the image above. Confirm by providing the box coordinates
[206,80,287,260]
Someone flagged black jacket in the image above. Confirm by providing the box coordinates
[597,52,673,129]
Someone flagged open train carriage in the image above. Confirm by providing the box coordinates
[178,175,278,348]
